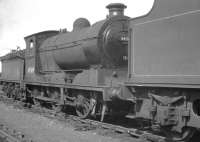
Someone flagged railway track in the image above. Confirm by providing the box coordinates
[0,129,20,142]
[0,123,33,142]
[41,110,167,142]
[0,95,167,142]
[67,115,166,142]
[30,112,167,142]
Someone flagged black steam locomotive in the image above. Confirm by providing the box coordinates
[1,0,200,141]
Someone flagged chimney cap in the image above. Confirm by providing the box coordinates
[106,3,127,10]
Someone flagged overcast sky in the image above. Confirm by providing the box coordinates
[0,0,154,71]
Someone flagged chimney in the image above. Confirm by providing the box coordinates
[106,3,127,18]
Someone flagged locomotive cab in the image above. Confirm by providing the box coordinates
[24,31,59,77]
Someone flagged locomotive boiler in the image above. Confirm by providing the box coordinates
[39,3,129,71]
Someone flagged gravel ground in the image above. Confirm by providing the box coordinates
[0,102,139,142]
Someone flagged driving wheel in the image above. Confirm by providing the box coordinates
[75,95,92,119]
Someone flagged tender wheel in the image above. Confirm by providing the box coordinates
[163,127,196,142]
[75,95,92,119]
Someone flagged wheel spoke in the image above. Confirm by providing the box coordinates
[75,95,91,118]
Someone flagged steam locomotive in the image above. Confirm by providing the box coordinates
[1,0,200,141]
